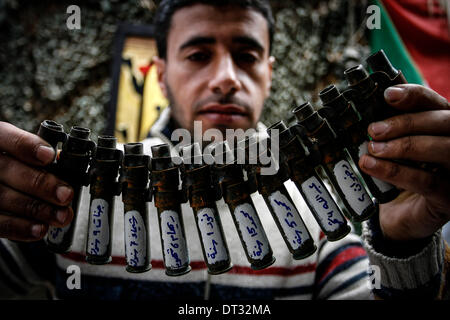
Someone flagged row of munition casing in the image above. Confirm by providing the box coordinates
[246,49,422,248]
[261,49,433,244]
[35,108,375,275]
[316,49,438,206]
[36,118,324,275]
[203,49,432,256]
[37,121,279,276]
[300,49,413,211]
[35,49,423,275]
[33,50,375,275]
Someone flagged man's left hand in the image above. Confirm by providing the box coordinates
[359,84,450,241]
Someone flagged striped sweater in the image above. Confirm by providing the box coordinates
[0,109,447,300]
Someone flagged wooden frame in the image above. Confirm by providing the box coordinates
[105,22,167,143]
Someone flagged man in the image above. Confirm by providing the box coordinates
[0,0,449,299]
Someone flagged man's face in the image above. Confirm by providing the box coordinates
[155,4,274,135]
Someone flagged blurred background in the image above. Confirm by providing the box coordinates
[0,0,448,141]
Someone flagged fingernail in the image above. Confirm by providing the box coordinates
[32,224,44,238]
[370,141,386,154]
[36,145,55,164]
[384,86,405,103]
[370,121,389,136]
[56,209,68,224]
[56,185,72,204]
[363,156,377,169]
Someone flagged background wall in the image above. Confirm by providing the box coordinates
[0,0,371,139]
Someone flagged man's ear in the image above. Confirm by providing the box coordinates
[265,56,275,98]
[153,56,168,98]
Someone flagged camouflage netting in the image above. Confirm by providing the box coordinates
[0,0,371,138]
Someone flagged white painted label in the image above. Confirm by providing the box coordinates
[268,190,310,250]
[197,207,229,264]
[359,141,395,192]
[234,203,270,260]
[47,225,70,245]
[160,210,189,269]
[300,176,346,232]
[333,160,373,216]
[87,199,110,256]
[124,210,148,267]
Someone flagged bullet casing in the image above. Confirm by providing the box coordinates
[46,126,95,253]
[251,165,317,260]
[183,158,233,275]
[151,144,191,276]
[86,136,122,265]
[121,144,152,273]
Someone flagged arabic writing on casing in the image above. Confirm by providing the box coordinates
[165,213,183,268]
[240,209,264,257]
[200,212,218,259]
[87,199,110,256]
[308,181,344,226]
[341,163,367,202]
[273,198,303,245]
[128,214,141,266]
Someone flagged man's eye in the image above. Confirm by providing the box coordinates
[235,52,258,64]
[187,52,210,62]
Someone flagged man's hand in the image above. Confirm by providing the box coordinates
[359,84,450,241]
[0,122,74,241]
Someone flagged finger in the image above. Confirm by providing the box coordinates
[368,110,450,140]
[368,136,450,170]
[0,183,73,227]
[0,214,48,242]
[0,121,55,167]
[0,153,73,206]
[384,84,449,112]
[359,154,450,202]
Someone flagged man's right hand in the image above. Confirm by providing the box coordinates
[0,121,74,242]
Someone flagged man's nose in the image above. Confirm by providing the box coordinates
[208,54,242,95]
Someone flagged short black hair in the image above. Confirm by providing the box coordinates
[153,0,274,59]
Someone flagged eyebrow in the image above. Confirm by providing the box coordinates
[179,36,216,51]
[178,35,265,53]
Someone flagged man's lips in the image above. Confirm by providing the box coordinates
[196,104,249,117]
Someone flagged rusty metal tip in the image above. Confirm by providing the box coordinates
[151,143,171,158]
[301,111,323,133]
[292,102,314,122]
[268,120,287,131]
[124,142,143,155]
[41,120,64,131]
[344,64,369,86]
[267,121,288,139]
[319,85,340,105]
[97,136,117,148]
[69,126,91,139]
[366,49,398,78]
